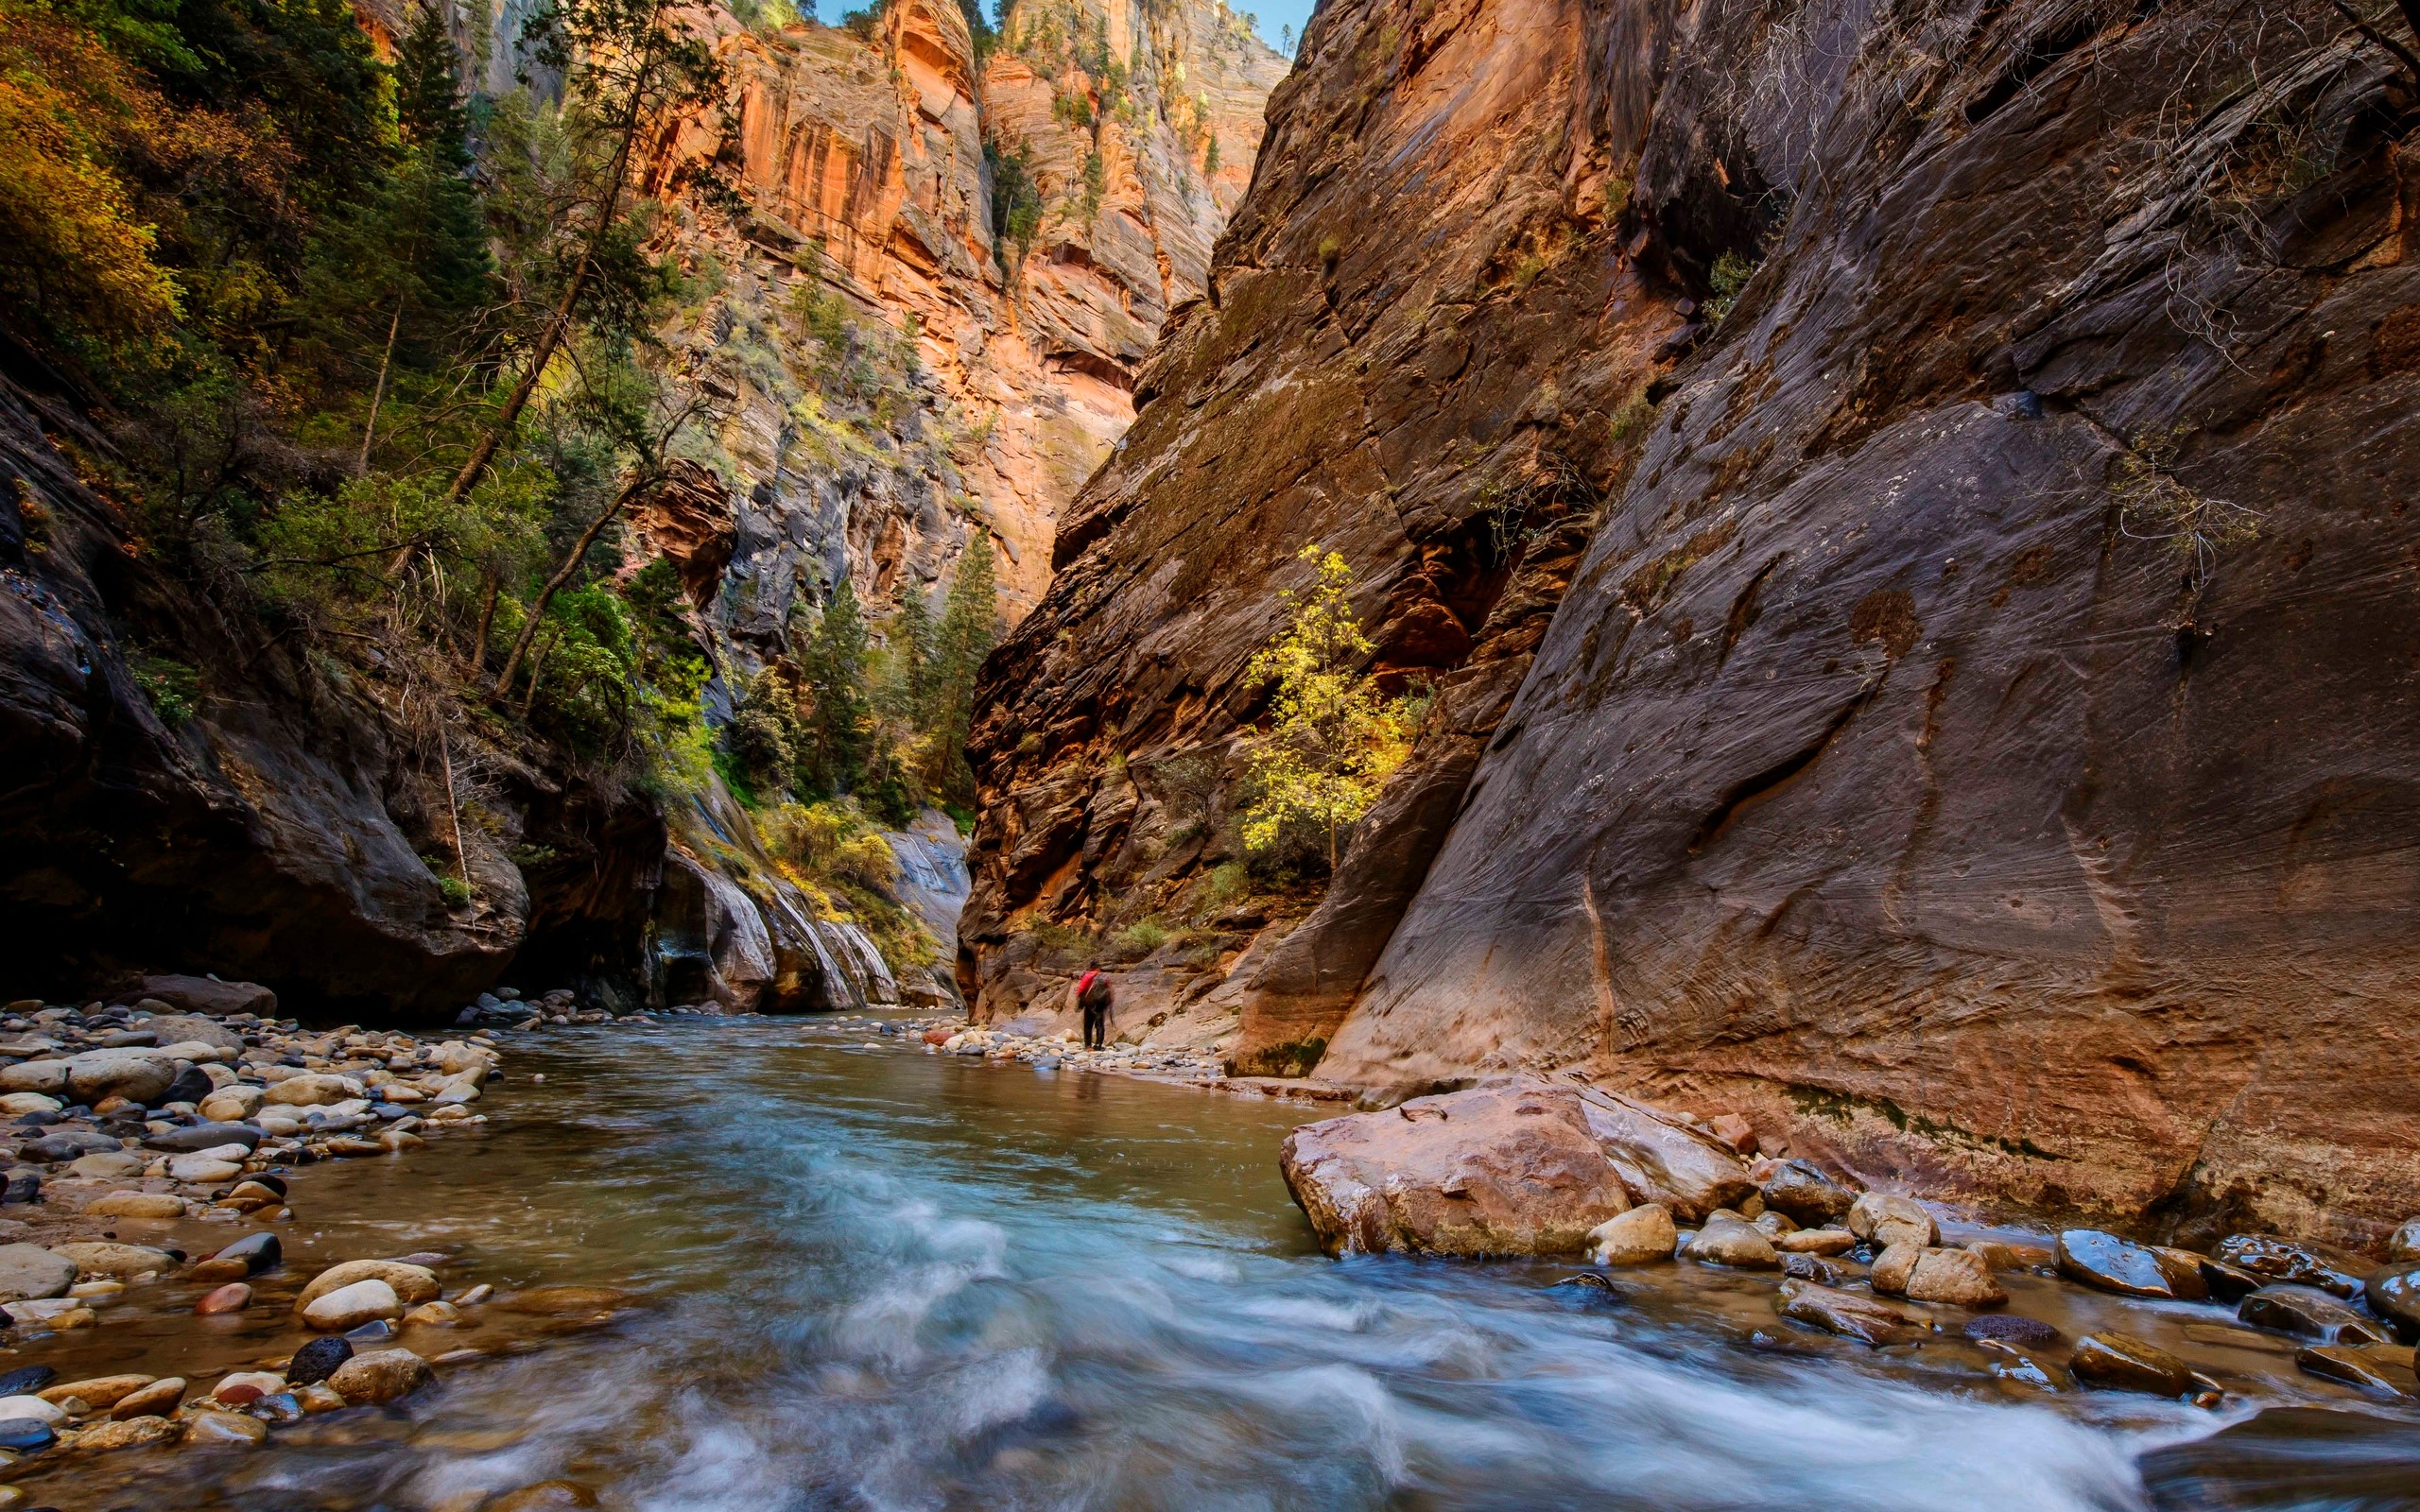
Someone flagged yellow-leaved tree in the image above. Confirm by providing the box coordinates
[1239,545,1424,869]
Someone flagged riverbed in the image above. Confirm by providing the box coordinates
[8,1018,2417,1510]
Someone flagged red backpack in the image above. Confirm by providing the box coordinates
[1075,971,1098,1000]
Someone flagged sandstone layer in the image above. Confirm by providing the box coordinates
[968,0,2420,1248]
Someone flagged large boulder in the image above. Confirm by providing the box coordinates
[1567,1088,1754,1221]
[1278,1079,1633,1256]
[123,977,277,1018]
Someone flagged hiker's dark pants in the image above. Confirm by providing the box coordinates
[1082,1005,1108,1049]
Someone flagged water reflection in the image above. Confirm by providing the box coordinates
[8,1022,2415,1510]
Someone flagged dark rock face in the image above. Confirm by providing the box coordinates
[0,379,664,1018]
[1295,0,2420,1248]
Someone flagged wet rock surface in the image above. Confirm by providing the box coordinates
[1279,1080,1632,1257]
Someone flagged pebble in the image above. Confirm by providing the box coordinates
[302,1278,402,1332]
[76,1414,177,1451]
[82,1192,185,1220]
[108,1377,184,1418]
[39,1374,152,1409]
[182,1409,268,1445]
[212,1370,284,1404]
[1965,1314,2060,1348]
[196,1282,251,1314]
[327,1348,433,1404]
[296,1260,440,1311]
[285,1336,353,1386]
[404,1299,462,1327]
[0,1419,54,1453]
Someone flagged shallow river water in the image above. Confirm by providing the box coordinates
[9,1019,2418,1511]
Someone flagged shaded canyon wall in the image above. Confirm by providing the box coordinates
[966,0,2420,1248]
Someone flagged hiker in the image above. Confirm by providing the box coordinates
[1074,967,1114,1049]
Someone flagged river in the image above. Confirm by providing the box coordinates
[10,1018,2417,1510]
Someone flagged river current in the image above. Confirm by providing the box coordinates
[13,1019,2417,1510]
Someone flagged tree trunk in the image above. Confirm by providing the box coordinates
[443,26,660,507]
[474,573,499,666]
[358,298,404,473]
[490,472,649,698]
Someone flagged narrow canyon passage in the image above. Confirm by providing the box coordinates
[6,1021,2413,1511]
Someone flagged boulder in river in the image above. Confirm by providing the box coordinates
[2215,1234,2362,1299]
[1586,1205,1676,1265]
[1776,1279,1926,1346]
[1279,1079,1634,1257]
[1759,1160,1857,1226]
[2295,1344,2419,1400]
[2238,1284,2394,1346]
[1682,1214,1778,1269]
[1903,1247,2008,1307]
[2360,1265,2420,1344]
[1846,1193,1938,1250]
[1568,1087,1754,1221]
[122,976,277,1018]
[2055,1229,2200,1299]
[2071,1332,2200,1397]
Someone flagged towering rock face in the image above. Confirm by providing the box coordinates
[968,0,2420,1247]
[656,0,1288,631]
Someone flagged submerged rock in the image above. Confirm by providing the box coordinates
[1279,1079,1633,1257]
[1965,1314,2059,1348]
[2070,1332,2198,1397]
[2215,1234,2361,1299]
[1776,1279,1926,1346]
[2238,1284,2393,1346]
[2295,1344,2419,1400]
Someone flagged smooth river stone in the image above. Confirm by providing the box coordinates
[2071,1332,2197,1396]
[108,1377,185,1418]
[302,1278,402,1332]
[0,1245,76,1302]
[51,1241,176,1279]
[1684,1216,1779,1269]
[2239,1284,2394,1346]
[196,1282,252,1314]
[2056,1229,2192,1298]
[1903,1247,2009,1307]
[82,1191,185,1220]
[2361,1265,2420,1344]
[2217,1234,2363,1298]
[1776,1279,1925,1346]
[2296,1343,2420,1400]
[296,1260,440,1312]
[182,1409,268,1445]
[39,1373,152,1408]
[1773,1228,1857,1255]
[327,1348,433,1404]
[1847,1193,1939,1251]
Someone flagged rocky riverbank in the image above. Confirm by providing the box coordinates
[1280,1077,2420,1410]
[0,976,664,1490]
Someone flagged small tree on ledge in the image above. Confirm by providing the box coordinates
[1238,544,1423,869]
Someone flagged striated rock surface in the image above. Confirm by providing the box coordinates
[1278,1077,1633,1256]
[969,0,2420,1245]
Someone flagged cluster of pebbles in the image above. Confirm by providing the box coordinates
[0,985,651,1496]
[891,1020,1225,1079]
[1590,1159,2420,1405]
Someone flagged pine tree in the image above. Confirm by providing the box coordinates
[927,529,998,803]
[800,579,873,796]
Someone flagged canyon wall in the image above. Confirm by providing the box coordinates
[966,0,2420,1247]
